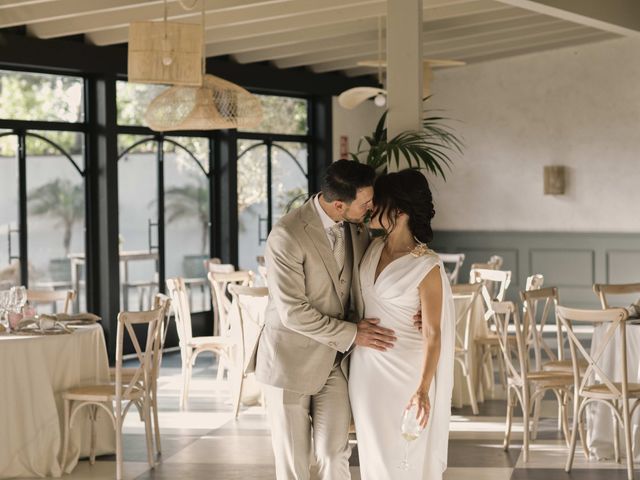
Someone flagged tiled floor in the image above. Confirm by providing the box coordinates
[18,352,635,479]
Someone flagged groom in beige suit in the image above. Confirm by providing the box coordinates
[256,160,397,480]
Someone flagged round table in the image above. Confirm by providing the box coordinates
[0,324,115,478]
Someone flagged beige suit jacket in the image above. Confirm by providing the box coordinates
[255,199,370,395]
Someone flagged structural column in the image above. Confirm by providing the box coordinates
[386,0,423,171]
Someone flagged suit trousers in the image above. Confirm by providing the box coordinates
[263,362,352,480]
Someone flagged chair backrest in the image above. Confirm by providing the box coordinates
[26,289,75,314]
[555,305,629,399]
[451,283,482,353]
[470,268,511,301]
[489,255,504,269]
[114,306,164,401]
[593,283,640,309]
[166,277,193,345]
[520,286,560,371]
[203,257,222,272]
[439,253,465,285]
[208,270,254,336]
[483,296,527,387]
[525,274,544,291]
[227,285,269,373]
[152,293,172,380]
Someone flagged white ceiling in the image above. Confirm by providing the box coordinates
[0,0,633,78]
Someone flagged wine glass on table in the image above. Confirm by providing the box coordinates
[398,404,425,471]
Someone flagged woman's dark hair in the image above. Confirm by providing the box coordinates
[320,159,376,203]
[373,169,435,244]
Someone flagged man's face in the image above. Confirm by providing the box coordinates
[337,186,373,224]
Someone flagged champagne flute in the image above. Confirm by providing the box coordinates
[398,404,424,471]
[12,286,27,312]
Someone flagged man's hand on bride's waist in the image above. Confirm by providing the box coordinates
[355,318,397,351]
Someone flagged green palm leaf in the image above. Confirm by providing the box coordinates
[349,97,463,178]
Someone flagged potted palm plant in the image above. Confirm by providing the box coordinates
[350,97,463,178]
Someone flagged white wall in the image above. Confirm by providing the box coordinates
[332,97,382,163]
[426,36,640,232]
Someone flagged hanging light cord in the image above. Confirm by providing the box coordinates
[201,0,205,77]
[377,16,383,87]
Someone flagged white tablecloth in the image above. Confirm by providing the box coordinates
[587,322,640,461]
[0,324,115,478]
[451,295,490,408]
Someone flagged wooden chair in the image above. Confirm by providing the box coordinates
[439,253,465,285]
[593,282,640,309]
[204,262,236,334]
[207,270,254,341]
[470,268,511,394]
[108,293,171,456]
[486,296,573,462]
[227,284,269,418]
[61,306,164,480]
[166,277,231,409]
[556,305,637,480]
[26,288,75,314]
[452,283,482,414]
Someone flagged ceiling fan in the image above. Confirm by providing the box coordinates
[337,18,466,110]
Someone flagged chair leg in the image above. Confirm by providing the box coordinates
[181,351,192,410]
[565,399,581,473]
[216,352,226,382]
[61,399,71,472]
[522,390,530,463]
[561,393,571,447]
[503,388,514,451]
[614,408,621,463]
[465,363,479,415]
[143,395,155,468]
[116,409,123,480]
[89,405,97,465]
[233,369,244,419]
[531,391,542,441]
[622,400,634,480]
[152,384,162,457]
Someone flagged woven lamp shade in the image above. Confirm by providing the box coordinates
[144,74,263,131]
[128,21,203,86]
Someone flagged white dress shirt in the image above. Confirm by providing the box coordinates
[313,193,343,249]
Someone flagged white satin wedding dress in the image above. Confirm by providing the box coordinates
[349,238,455,480]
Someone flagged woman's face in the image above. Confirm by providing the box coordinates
[369,203,394,232]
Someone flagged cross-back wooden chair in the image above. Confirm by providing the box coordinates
[593,283,640,309]
[26,288,75,314]
[108,293,171,457]
[471,268,512,394]
[167,277,231,409]
[227,284,268,418]
[452,282,482,414]
[439,253,465,285]
[486,296,573,463]
[61,306,164,480]
[207,270,254,339]
[203,260,235,334]
[556,305,637,480]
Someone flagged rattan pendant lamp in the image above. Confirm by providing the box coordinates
[128,0,262,131]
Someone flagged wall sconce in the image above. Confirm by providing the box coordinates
[544,166,566,195]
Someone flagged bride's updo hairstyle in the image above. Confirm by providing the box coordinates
[372,169,436,244]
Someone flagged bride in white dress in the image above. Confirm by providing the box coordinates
[349,169,455,480]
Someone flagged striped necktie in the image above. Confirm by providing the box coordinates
[330,223,345,274]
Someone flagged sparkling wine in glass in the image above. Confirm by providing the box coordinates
[398,404,424,471]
